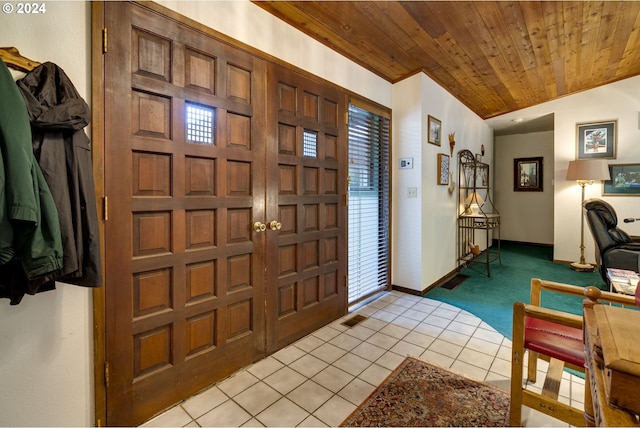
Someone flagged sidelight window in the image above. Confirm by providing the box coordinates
[348,103,390,304]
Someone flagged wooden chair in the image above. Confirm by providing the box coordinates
[510,278,637,426]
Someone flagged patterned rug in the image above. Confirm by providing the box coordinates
[341,356,510,427]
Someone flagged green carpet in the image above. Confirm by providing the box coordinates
[424,242,607,339]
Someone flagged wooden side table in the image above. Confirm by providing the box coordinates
[583,304,639,426]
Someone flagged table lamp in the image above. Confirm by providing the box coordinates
[464,192,484,215]
[566,159,611,271]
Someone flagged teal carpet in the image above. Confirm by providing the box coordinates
[424,242,607,339]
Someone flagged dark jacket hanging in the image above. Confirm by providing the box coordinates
[17,62,102,288]
[0,59,64,304]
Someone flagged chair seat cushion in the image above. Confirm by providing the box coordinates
[524,317,585,368]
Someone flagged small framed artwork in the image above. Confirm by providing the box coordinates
[437,153,449,185]
[427,115,441,146]
[514,157,543,192]
[576,120,616,159]
[603,163,640,195]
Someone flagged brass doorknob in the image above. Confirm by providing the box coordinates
[269,220,282,231]
[253,222,267,232]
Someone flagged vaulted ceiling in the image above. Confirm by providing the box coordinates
[254,1,640,120]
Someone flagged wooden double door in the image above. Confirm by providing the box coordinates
[101,2,347,425]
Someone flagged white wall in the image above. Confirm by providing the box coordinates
[494,131,555,244]
[391,76,423,289]
[0,4,94,426]
[392,73,492,291]
[487,75,640,264]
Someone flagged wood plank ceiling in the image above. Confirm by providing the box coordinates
[254,1,640,119]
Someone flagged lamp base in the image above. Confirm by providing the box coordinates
[570,261,595,272]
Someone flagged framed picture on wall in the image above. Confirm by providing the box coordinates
[437,153,449,185]
[603,163,640,195]
[576,120,617,159]
[427,115,441,146]
[514,157,543,191]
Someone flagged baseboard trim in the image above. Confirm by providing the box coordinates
[393,241,565,297]
[392,268,460,297]
[499,239,552,248]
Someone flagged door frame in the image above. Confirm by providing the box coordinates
[90,3,107,425]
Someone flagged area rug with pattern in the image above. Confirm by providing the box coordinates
[341,356,510,427]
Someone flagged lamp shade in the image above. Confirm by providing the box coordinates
[566,159,611,181]
[465,192,484,206]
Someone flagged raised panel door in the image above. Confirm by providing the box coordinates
[265,64,347,353]
[104,3,266,425]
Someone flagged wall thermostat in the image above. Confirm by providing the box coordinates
[399,158,413,169]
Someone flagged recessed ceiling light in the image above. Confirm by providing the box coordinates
[512,118,524,123]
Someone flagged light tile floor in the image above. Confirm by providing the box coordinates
[141,290,584,427]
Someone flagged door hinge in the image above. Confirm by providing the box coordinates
[102,28,108,54]
[103,196,108,221]
[344,111,349,125]
[343,194,348,206]
[104,362,110,387]
[345,275,348,288]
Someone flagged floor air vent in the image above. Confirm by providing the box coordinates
[440,273,469,290]
[341,314,367,327]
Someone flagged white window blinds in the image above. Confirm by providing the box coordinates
[348,103,390,304]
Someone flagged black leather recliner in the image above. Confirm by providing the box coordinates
[583,198,640,283]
